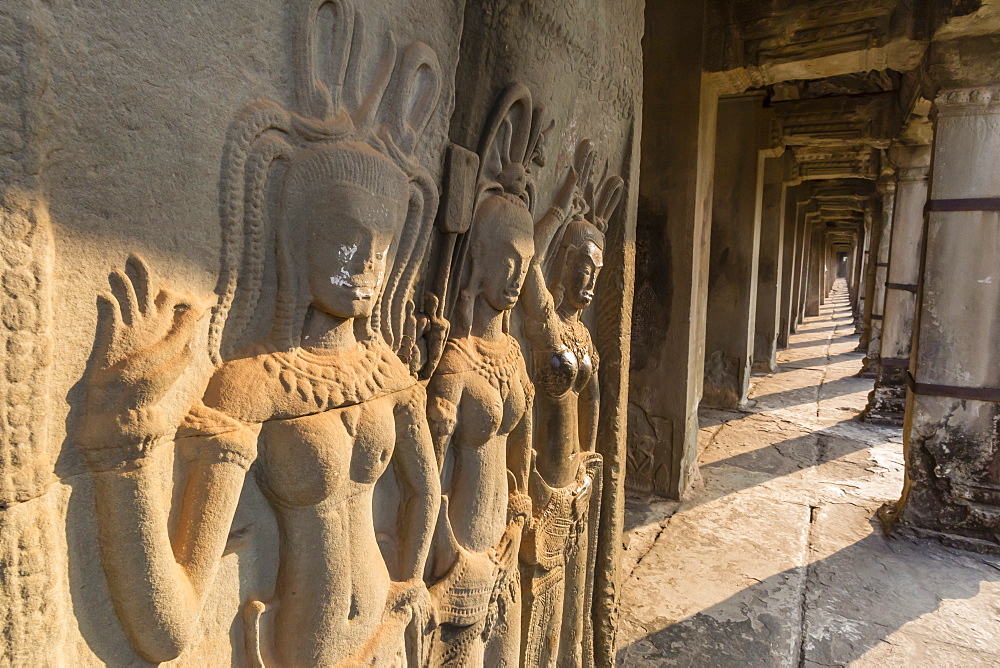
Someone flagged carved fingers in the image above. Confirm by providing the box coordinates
[95,255,209,368]
[90,254,211,418]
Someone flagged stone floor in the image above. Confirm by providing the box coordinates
[617,281,1000,667]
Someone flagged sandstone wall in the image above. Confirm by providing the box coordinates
[0,0,641,665]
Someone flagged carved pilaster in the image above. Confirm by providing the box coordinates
[0,3,63,664]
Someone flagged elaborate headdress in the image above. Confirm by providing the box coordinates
[542,139,625,306]
[543,140,625,306]
[208,0,441,372]
[437,84,553,336]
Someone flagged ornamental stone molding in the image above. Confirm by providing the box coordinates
[934,86,1000,116]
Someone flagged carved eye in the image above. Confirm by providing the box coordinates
[375,251,385,261]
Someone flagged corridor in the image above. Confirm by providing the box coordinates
[617,282,1000,666]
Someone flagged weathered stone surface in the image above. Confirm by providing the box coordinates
[888,83,1000,550]
[2,0,999,663]
[0,0,643,664]
[863,143,930,425]
[628,0,715,500]
[752,156,788,374]
[702,93,767,409]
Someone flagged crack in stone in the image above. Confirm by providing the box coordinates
[625,507,682,582]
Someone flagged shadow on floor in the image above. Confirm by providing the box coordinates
[665,419,876,521]
[696,374,872,428]
[775,350,864,370]
[781,333,859,350]
[787,324,843,335]
[749,374,867,408]
[619,522,1000,666]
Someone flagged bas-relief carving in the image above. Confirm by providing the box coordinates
[74,2,628,663]
[423,84,546,666]
[519,140,622,667]
[424,85,624,666]
[81,1,441,664]
[0,193,60,665]
[0,3,64,662]
[0,194,53,506]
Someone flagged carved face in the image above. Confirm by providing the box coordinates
[562,239,604,311]
[279,144,408,322]
[472,192,534,312]
[305,184,401,319]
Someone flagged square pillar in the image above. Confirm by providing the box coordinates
[753,156,788,371]
[702,93,767,408]
[864,144,931,424]
[861,179,897,376]
[792,205,815,327]
[804,219,824,317]
[778,184,807,348]
[857,206,880,342]
[887,85,1000,549]
[853,210,872,322]
[627,0,715,498]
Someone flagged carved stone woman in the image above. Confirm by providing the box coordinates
[79,3,442,665]
[424,84,548,666]
[518,140,624,667]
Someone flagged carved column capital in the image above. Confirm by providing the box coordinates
[876,174,896,196]
[890,143,932,183]
[933,86,1000,117]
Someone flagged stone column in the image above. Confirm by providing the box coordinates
[857,201,883,347]
[753,156,787,371]
[850,223,866,309]
[628,0,715,498]
[854,208,873,330]
[702,93,767,407]
[863,144,931,423]
[793,205,816,326]
[824,239,836,297]
[804,219,823,317]
[859,208,873,311]
[860,178,897,376]
[778,183,807,348]
[887,85,1000,550]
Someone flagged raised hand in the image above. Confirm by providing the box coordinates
[553,165,579,215]
[417,293,450,380]
[81,254,211,466]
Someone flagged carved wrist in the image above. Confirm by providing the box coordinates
[81,406,171,472]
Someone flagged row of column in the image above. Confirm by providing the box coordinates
[698,84,1000,550]
[861,146,931,423]
[701,93,869,409]
[630,6,1000,556]
[883,86,1000,547]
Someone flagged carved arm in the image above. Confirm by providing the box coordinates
[89,422,256,662]
[578,372,600,454]
[392,386,442,581]
[80,255,254,662]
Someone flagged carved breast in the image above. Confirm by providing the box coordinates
[454,375,505,445]
[256,396,396,508]
[438,335,530,446]
[535,344,594,398]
